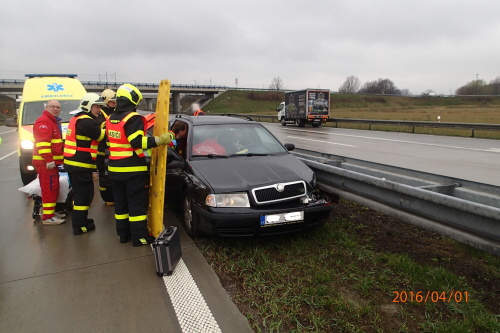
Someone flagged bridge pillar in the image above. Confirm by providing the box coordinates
[172,93,181,114]
[146,98,156,111]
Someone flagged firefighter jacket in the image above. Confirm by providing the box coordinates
[106,111,158,181]
[32,110,64,167]
[63,112,105,172]
[96,106,114,157]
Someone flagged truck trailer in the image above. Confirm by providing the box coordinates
[277,89,330,127]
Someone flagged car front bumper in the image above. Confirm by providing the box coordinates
[194,200,332,237]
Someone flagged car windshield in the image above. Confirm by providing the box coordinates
[191,123,288,157]
[21,100,81,125]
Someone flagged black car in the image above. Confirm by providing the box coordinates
[164,114,332,237]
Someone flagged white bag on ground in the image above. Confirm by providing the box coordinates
[18,172,70,203]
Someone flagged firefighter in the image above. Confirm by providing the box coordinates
[106,84,173,246]
[64,93,106,235]
[192,103,205,116]
[32,100,65,225]
[95,89,116,205]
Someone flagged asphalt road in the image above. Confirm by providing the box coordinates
[263,123,500,186]
[0,128,252,333]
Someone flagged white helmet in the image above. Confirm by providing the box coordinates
[72,93,105,114]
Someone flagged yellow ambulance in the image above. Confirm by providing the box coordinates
[8,74,87,184]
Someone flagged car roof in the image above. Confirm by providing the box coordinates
[174,114,256,126]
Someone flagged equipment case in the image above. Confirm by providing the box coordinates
[152,226,182,276]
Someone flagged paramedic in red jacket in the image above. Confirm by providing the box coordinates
[32,100,65,225]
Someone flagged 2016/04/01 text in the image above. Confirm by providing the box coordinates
[393,291,469,303]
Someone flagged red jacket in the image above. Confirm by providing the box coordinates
[32,110,64,166]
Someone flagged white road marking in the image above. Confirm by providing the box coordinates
[0,151,17,161]
[162,259,222,333]
[0,129,16,135]
[280,128,500,153]
[287,135,356,147]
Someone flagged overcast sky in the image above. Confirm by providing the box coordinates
[1,0,499,95]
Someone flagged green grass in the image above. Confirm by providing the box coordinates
[196,200,500,332]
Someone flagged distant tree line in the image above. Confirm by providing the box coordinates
[455,77,500,95]
[270,75,500,96]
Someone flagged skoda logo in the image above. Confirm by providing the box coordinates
[275,183,285,192]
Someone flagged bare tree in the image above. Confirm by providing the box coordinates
[489,77,500,95]
[359,78,401,94]
[338,75,360,94]
[456,80,488,95]
[269,77,285,91]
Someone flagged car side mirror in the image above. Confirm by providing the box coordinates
[4,118,17,127]
[284,143,295,151]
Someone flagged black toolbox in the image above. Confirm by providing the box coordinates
[152,226,182,276]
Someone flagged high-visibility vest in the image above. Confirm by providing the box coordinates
[106,112,148,173]
[63,114,101,169]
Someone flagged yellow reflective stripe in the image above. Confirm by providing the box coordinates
[38,148,51,154]
[127,130,144,143]
[73,205,90,211]
[36,142,51,147]
[115,213,129,220]
[64,159,96,169]
[43,208,55,214]
[33,156,44,160]
[64,148,77,154]
[129,215,147,222]
[135,149,144,156]
[43,202,56,208]
[110,151,133,157]
[99,186,106,191]
[141,136,149,149]
[108,166,148,172]
[53,156,64,160]
[97,151,105,156]
[109,143,131,148]
[51,139,63,143]
[76,135,91,140]
[97,129,105,142]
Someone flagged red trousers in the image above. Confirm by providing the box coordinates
[34,164,60,220]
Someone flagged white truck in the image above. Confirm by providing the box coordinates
[277,89,330,127]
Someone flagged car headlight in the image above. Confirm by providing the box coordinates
[206,193,250,207]
[21,140,34,150]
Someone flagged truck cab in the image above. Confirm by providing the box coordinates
[5,74,87,184]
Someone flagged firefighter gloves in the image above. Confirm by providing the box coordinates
[46,161,56,169]
[155,133,172,146]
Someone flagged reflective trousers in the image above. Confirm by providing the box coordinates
[34,164,59,220]
[68,172,94,230]
[111,174,150,241]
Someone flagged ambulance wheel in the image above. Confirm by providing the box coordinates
[182,191,199,237]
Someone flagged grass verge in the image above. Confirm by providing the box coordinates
[195,200,499,332]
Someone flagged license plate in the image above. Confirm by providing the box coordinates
[260,211,304,226]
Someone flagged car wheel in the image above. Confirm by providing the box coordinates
[182,191,198,237]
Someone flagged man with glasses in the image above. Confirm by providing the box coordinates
[32,100,65,225]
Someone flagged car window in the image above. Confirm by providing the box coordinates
[191,123,287,156]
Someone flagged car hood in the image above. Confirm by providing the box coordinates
[189,154,314,193]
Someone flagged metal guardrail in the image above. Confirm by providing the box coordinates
[292,148,500,256]
[241,114,500,137]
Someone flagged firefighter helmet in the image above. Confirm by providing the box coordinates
[101,89,117,104]
[116,84,142,106]
[74,93,105,114]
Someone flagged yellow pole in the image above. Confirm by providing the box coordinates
[148,80,170,237]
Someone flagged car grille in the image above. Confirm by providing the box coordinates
[251,181,307,205]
